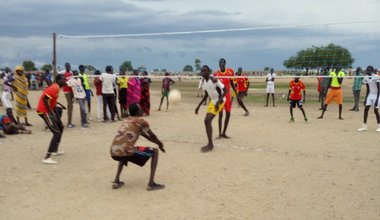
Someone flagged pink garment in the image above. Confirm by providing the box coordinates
[127,77,141,107]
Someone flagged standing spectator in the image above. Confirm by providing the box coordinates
[2,69,17,124]
[62,62,75,128]
[66,71,89,128]
[13,66,32,126]
[235,67,250,116]
[127,70,142,110]
[319,67,330,110]
[140,71,152,116]
[158,72,175,111]
[265,68,276,107]
[78,65,93,120]
[117,68,129,117]
[357,66,380,132]
[100,66,117,122]
[318,65,345,120]
[350,67,364,112]
[94,70,104,121]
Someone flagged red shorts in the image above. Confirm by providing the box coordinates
[223,93,232,112]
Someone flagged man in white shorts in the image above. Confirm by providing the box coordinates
[357,65,380,132]
[265,68,276,107]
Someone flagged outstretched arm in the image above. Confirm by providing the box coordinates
[141,129,165,152]
[195,91,208,114]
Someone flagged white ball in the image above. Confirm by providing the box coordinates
[169,89,181,104]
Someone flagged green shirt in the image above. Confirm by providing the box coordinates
[352,74,363,91]
[79,73,90,90]
[329,71,345,87]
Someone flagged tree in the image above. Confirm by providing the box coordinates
[86,65,96,72]
[283,43,355,70]
[41,64,53,71]
[264,66,270,71]
[120,61,133,72]
[194,58,201,71]
[23,60,37,71]
[183,65,193,72]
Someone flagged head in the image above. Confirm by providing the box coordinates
[355,67,362,74]
[94,70,101,75]
[55,74,66,87]
[237,67,242,75]
[366,65,374,75]
[294,73,301,82]
[119,67,125,75]
[15,65,24,75]
[143,71,148,76]
[201,65,212,80]
[219,58,226,70]
[79,65,85,73]
[133,70,139,76]
[270,68,274,73]
[128,103,143,116]
[65,63,71,72]
[72,70,78,76]
[105,65,113,74]
[335,65,342,72]
[4,67,11,73]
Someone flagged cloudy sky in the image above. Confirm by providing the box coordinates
[1,0,379,72]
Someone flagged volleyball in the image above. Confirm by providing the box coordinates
[169,89,181,104]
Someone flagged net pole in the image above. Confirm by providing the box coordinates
[53,32,57,79]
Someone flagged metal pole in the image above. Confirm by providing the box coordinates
[53,32,57,80]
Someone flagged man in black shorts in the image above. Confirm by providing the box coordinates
[110,103,166,190]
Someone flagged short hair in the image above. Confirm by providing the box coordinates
[94,70,101,75]
[55,74,64,82]
[129,103,141,116]
[105,65,113,73]
[219,58,226,63]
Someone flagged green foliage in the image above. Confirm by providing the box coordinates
[264,66,270,71]
[22,60,37,71]
[183,65,193,72]
[120,61,133,71]
[194,58,201,71]
[283,43,354,69]
[41,64,53,71]
[86,65,96,72]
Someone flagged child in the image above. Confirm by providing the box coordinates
[287,74,308,122]
[158,72,175,111]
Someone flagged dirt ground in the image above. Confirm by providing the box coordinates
[0,78,379,220]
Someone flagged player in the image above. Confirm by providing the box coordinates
[158,72,175,111]
[357,66,380,131]
[110,103,165,190]
[195,65,227,152]
[236,67,250,116]
[214,58,238,139]
[265,68,276,107]
[37,74,67,164]
[318,65,345,120]
[287,73,308,122]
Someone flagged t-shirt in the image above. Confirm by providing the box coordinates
[66,78,86,99]
[329,71,345,88]
[36,83,60,113]
[363,74,380,96]
[289,80,306,100]
[78,73,90,90]
[62,71,73,93]
[201,77,226,104]
[214,68,234,93]
[162,77,174,91]
[237,74,249,92]
[100,73,116,94]
[94,76,102,96]
[110,117,150,157]
[118,76,129,89]
[266,72,276,85]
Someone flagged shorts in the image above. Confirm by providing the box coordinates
[162,90,169,97]
[85,90,92,102]
[365,94,380,108]
[266,84,275,93]
[325,88,343,105]
[238,91,248,98]
[289,99,303,108]
[118,88,127,105]
[1,92,13,108]
[207,101,225,115]
[112,146,155,167]
[223,93,232,112]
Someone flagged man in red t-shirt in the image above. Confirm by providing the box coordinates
[286,74,307,122]
[62,62,75,128]
[37,74,67,164]
[213,58,239,138]
[236,67,250,116]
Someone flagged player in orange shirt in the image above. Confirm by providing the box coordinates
[236,67,250,116]
[287,74,308,122]
[214,58,239,139]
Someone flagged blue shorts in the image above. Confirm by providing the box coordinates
[85,90,91,102]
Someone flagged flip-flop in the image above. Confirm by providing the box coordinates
[147,183,165,191]
[112,181,124,189]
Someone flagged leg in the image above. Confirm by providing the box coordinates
[113,161,124,184]
[363,106,370,124]
[217,111,223,138]
[374,108,380,124]
[25,117,32,126]
[271,93,275,107]
[102,94,108,121]
[318,104,328,119]
[201,113,216,152]
[300,107,307,121]
[289,107,294,122]
[65,93,74,126]
[265,93,269,106]
[165,96,169,110]
[338,104,344,120]
[238,93,249,115]
[158,96,164,111]
[147,148,164,189]
[109,95,116,121]
[221,112,231,138]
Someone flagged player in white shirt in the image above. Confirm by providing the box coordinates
[195,65,227,152]
[357,65,380,132]
[265,68,276,107]
[66,73,89,128]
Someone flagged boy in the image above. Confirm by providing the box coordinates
[265,68,276,107]
[110,103,165,190]
[158,72,175,111]
[287,74,308,122]
[357,66,380,131]
[195,65,227,152]
[66,72,89,128]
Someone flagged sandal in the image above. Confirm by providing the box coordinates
[147,183,165,191]
[112,181,124,189]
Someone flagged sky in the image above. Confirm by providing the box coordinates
[1,0,380,72]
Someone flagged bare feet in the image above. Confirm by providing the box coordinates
[339,117,344,120]
[201,145,214,152]
[317,116,323,119]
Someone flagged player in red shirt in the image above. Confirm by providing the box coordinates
[286,74,308,122]
[236,67,250,116]
[37,74,67,164]
[214,58,239,138]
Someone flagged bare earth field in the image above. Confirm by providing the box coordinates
[0,78,379,220]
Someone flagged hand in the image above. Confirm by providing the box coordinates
[215,102,220,111]
[158,142,165,153]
